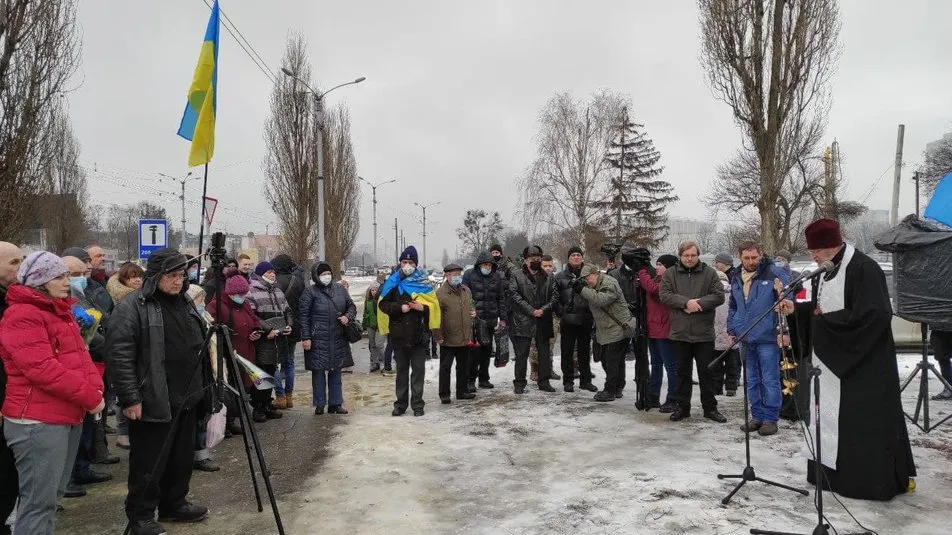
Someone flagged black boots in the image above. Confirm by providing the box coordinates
[646,394,662,410]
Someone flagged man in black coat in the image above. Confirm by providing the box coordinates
[554,246,597,393]
[0,242,22,535]
[107,248,211,535]
[462,250,508,392]
[508,246,558,394]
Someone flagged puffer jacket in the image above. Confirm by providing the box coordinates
[299,270,355,371]
[727,258,791,345]
[106,274,137,306]
[247,273,293,367]
[462,251,508,323]
[580,274,632,345]
[508,265,557,338]
[362,288,379,330]
[659,261,725,343]
[1,284,104,425]
[107,277,209,423]
[554,265,593,326]
[436,282,473,347]
[638,268,670,340]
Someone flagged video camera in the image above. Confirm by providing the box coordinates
[600,243,621,262]
[207,231,228,271]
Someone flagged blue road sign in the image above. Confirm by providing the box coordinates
[139,219,168,260]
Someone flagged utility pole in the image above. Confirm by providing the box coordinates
[891,124,905,226]
[913,171,921,217]
[358,177,396,267]
[400,230,405,251]
[158,171,198,251]
[393,218,399,264]
[413,201,440,269]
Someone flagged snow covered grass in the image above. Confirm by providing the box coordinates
[291,349,952,535]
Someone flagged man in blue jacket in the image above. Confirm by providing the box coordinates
[727,241,790,437]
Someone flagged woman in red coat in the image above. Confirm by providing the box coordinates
[638,254,679,413]
[1,251,105,535]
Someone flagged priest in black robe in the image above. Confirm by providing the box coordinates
[779,218,916,501]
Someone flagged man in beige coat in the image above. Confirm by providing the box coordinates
[435,264,476,404]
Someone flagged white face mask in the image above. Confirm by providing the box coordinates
[263,275,276,284]
[319,273,333,286]
[401,264,416,276]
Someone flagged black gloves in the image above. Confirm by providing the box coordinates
[571,277,586,294]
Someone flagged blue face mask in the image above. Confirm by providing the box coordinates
[188,269,199,282]
[69,276,87,292]
[480,266,492,276]
[195,306,206,316]
[230,295,245,305]
[449,275,463,286]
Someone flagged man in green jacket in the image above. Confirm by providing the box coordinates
[660,241,727,423]
[578,263,631,402]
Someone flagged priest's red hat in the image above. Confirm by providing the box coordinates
[805,218,843,249]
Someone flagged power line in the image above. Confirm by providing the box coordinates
[859,161,896,205]
[199,0,276,85]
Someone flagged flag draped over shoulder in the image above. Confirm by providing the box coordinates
[177,0,220,167]
[376,269,441,335]
[924,172,952,228]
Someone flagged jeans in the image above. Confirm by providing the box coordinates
[4,421,82,535]
[561,322,593,387]
[648,338,678,398]
[311,369,344,408]
[274,343,295,397]
[384,337,394,370]
[745,343,782,423]
[672,340,718,413]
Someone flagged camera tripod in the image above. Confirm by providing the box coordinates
[898,323,952,433]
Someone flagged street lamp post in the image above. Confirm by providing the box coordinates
[358,176,397,267]
[281,67,365,262]
[413,201,441,269]
[158,171,200,251]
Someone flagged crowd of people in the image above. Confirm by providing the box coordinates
[0,216,936,533]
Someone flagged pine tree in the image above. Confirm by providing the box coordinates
[594,107,678,248]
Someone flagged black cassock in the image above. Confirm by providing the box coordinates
[796,246,916,501]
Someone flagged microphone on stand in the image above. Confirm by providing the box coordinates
[781,260,836,294]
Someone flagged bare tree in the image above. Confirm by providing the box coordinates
[699,0,840,253]
[456,209,504,256]
[263,34,318,265]
[519,90,628,247]
[845,218,891,256]
[323,106,360,273]
[37,100,88,253]
[920,136,952,195]
[0,0,81,242]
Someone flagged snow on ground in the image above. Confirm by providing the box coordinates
[291,343,952,535]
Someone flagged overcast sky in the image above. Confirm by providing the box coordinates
[71,0,952,263]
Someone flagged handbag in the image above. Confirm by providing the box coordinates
[343,318,363,344]
[205,406,227,450]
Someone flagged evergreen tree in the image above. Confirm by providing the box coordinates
[593,107,678,248]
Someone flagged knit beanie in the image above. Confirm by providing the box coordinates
[399,245,419,265]
[656,254,678,269]
[224,273,250,296]
[715,252,733,266]
[566,246,584,258]
[489,244,503,255]
[18,251,69,288]
[254,261,274,277]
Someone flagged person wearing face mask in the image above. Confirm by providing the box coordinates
[489,244,515,281]
[378,247,442,417]
[434,264,476,404]
[106,248,214,534]
[184,284,221,473]
[106,262,145,451]
[247,262,293,413]
[299,263,356,416]
[1,251,105,535]
[774,250,793,278]
[508,246,558,394]
[461,251,507,392]
[186,255,200,284]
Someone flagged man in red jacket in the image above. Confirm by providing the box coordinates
[0,241,22,535]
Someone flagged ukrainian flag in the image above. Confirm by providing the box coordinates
[177,1,220,167]
[376,269,441,336]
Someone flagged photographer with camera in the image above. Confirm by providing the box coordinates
[554,247,597,393]
[575,263,630,402]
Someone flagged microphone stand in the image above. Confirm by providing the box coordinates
[708,285,809,505]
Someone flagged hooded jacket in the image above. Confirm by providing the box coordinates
[1,284,104,425]
[659,261,725,343]
[462,250,508,323]
[106,273,137,305]
[299,264,355,370]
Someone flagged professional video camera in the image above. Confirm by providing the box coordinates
[600,243,621,263]
[207,231,228,271]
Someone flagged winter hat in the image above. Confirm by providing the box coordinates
[443,263,463,273]
[579,263,599,277]
[399,245,419,265]
[656,254,678,269]
[254,261,274,277]
[186,254,200,269]
[714,252,733,266]
[805,219,843,249]
[523,245,543,259]
[186,284,206,302]
[17,251,69,288]
[566,246,584,259]
[311,262,333,284]
[775,250,792,262]
[224,273,250,296]
[271,254,294,273]
[60,247,90,263]
[145,248,188,278]
[490,244,503,255]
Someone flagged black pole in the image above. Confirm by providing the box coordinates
[196,163,210,272]
[914,171,920,217]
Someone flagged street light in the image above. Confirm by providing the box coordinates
[413,201,441,269]
[158,171,200,251]
[358,176,397,267]
[281,67,365,262]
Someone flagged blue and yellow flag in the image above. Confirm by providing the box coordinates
[377,269,441,335]
[177,1,220,167]
[924,172,952,227]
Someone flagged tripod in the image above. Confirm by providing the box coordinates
[898,323,952,432]
[708,293,809,505]
[749,367,870,535]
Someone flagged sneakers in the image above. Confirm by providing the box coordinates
[193,459,220,472]
[659,399,677,413]
[130,519,168,535]
[669,408,690,421]
[579,383,598,393]
[328,405,349,414]
[478,381,494,389]
[740,420,762,432]
[73,469,113,485]
[757,422,779,436]
[158,502,208,523]
[272,395,288,410]
[538,382,556,393]
[593,391,616,402]
[704,410,727,423]
[382,368,396,377]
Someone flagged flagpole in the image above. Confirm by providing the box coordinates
[196,162,210,272]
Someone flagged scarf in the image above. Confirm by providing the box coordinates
[377,268,441,335]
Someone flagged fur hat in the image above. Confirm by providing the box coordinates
[223,274,250,296]
[579,263,599,277]
[18,251,68,288]
[399,246,419,265]
[805,219,843,249]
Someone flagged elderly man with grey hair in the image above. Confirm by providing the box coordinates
[0,241,22,534]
